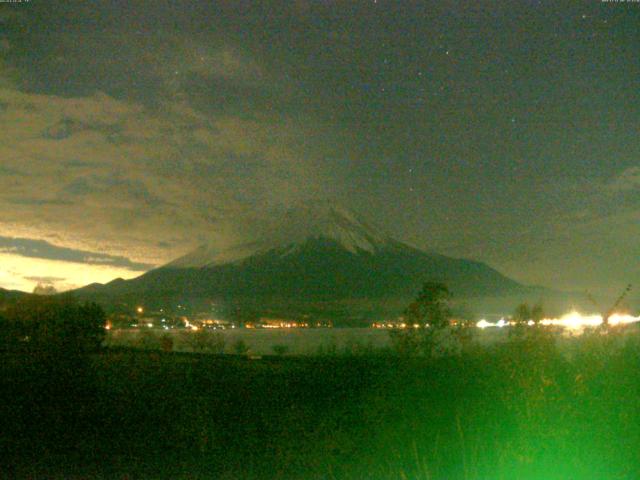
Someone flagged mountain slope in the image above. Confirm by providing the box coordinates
[0,287,29,307]
[167,203,393,268]
[74,203,531,318]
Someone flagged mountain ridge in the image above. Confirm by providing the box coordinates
[72,203,541,321]
[167,203,395,268]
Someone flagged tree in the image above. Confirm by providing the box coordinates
[510,302,546,338]
[513,302,544,325]
[390,281,456,357]
[404,281,453,329]
[531,303,545,324]
[510,302,531,338]
[76,301,107,352]
[2,295,106,354]
[33,283,58,296]
[508,301,556,359]
[0,312,18,351]
[513,303,531,325]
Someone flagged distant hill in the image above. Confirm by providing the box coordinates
[0,287,28,308]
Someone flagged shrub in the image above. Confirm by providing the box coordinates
[316,342,338,357]
[207,331,226,354]
[0,295,106,354]
[232,338,249,355]
[342,337,379,356]
[160,333,174,353]
[272,344,289,356]
[135,329,161,350]
[182,330,226,354]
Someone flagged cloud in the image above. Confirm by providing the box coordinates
[0,9,334,291]
[0,236,153,270]
[170,43,265,85]
[0,251,145,293]
[24,276,66,283]
[0,79,327,277]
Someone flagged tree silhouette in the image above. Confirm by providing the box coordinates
[404,281,453,329]
[513,303,531,325]
[1,295,106,354]
[390,281,456,356]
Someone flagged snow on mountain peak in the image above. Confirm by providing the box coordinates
[275,201,391,253]
[167,202,393,268]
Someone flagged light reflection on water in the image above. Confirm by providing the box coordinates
[106,321,640,356]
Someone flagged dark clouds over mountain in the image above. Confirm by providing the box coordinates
[0,1,638,296]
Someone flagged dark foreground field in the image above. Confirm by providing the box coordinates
[1,332,640,480]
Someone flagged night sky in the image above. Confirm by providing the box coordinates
[0,1,638,296]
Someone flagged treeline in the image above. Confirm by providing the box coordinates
[0,295,106,354]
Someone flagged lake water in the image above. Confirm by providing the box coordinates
[105,325,640,356]
[107,327,391,355]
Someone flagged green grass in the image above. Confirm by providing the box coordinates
[1,330,639,479]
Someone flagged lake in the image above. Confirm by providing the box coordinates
[105,324,640,356]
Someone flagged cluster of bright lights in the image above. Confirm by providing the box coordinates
[476,318,509,329]
[476,311,640,331]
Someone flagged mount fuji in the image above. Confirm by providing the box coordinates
[75,203,535,321]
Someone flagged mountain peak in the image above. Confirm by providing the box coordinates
[276,201,391,253]
[167,202,392,268]
[75,201,531,314]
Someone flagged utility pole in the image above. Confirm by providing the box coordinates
[603,284,632,327]
[586,284,632,327]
